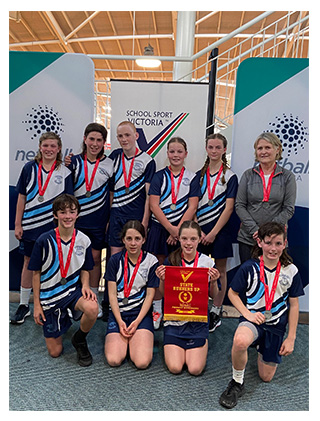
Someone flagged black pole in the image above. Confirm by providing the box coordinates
[205,48,218,137]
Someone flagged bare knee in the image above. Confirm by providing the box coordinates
[132,356,152,370]
[187,364,204,376]
[166,360,183,374]
[233,333,251,353]
[46,342,63,358]
[84,301,99,320]
[106,355,124,367]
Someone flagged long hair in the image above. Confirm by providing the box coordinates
[34,132,63,168]
[168,221,201,266]
[251,222,292,267]
[120,220,146,240]
[81,122,107,159]
[199,133,229,187]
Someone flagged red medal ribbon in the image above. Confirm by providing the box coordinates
[122,148,139,190]
[169,166,185,205]
[55,228,76,280]
[123,250,143,299]
[207,164,223,201]
[38,160,56,198]
[84,154,100,194]
[259,164,276,202]
[259,256,281,311]
[181,251,199,268]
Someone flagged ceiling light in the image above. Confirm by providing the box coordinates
[135,44,161,68]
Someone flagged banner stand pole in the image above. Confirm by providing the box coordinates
[206,48,218,137]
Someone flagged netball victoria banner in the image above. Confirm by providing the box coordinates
[9,51,94,289]
[231,57,309,310]
[110,80,209,172]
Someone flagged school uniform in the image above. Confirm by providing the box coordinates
[230,258,304,363]
[68,154,114,249]
[16,160,73,255]
[108,149,156,247]
[28,229,94,338]
[196,167,238,258]
[105,250,159,334]
[146,166,201,255]
[163,253,214,349]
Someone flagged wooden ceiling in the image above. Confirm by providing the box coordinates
[9,11,309,126]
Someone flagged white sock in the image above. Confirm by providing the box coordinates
[232,366,245,385]
[211,303,221,315]
[153,299,162,314]
[20,287,32,306]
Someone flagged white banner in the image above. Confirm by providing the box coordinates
[110,80,209,172]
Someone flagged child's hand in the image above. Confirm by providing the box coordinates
[156,265,166,281]
[209,267,220,281]
[279,337,295,356]
[34,303,46,326]
[246,311,266,325]
[64,153,74,167]
[82,286,97,301]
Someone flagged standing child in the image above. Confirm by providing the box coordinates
[11,132,73,324]
[108,121,156,256]
[196,133,238,331]
[28,194,98,366]
[66,123,113,316]
[219,222,304,409]
[104,220,159,369]
[156,221,220,376]
[146,137,200,328]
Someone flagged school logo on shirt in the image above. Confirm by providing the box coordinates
[279,274,290,287]
[74,245,85,256]
[139,268,148,280]
[54,175,63,185]
[133,160,144,174]
[182,177,191,186]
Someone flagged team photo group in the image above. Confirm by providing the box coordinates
[10,120,304,410]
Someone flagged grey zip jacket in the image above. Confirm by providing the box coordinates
[235,163,296,246]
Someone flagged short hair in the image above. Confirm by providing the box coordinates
[117,121,137,133]
[251,221,292,267]
[52,194,80,217]
[254,132,283,161]
[120,220,146,240]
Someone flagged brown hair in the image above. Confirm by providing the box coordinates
[81,122,107,159]
[167,136,188,152]
[120,220,146,240]
[168,221,201,266]
[34,132,63,168]
[200,133,229,187]
[251,222,292,267]
[52,194,80,225]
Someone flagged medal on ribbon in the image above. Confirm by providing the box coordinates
[84,154,100,198]
[259,164,276,202]
[207,164,223,207]
[122,148,139,194]
[259,256,281,321]
[55,228,76,285]
[169,166,185,211]
[37,160,56,202]
[122,250,143,305]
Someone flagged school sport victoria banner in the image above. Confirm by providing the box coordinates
[163,266,209,322]
[231,57,309,311]
[109,80,209,172]
[9,51,94,290]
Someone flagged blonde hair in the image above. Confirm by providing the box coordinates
[254,132,283,161]
[34,132,63,168]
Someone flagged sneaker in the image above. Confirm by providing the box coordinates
[209,308,221,332]
[97,302,103,319]
[153,311,162,330]
[10,304,31,324]
[71,335,93,367]
[219,379,245,409]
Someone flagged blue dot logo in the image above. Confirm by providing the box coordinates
[267,113,308,157]
[22,105,64,141]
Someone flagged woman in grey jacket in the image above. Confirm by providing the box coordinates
[235,132,296,263]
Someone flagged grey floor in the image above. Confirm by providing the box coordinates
[9,302,309,412]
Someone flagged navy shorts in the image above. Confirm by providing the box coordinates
[240,321,284,365]
[145,220,179,256]
[198,229,233,259]
[42,288,83,339]
[76,225,107,250]
[163,334,206,350]
[19,239,35,257]
[106,310,154,335]
[107,215,129,248]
